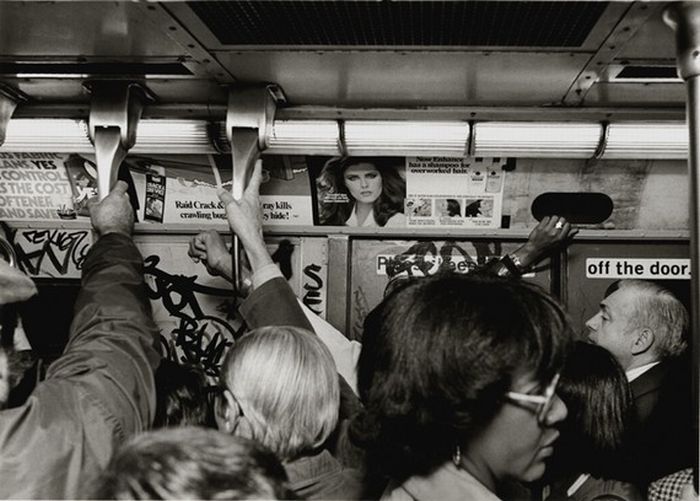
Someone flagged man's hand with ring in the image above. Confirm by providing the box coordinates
[516,216,578,269]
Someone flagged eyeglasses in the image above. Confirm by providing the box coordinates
[505,372,560,424]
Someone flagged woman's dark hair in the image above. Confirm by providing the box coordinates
[154,360,213,428]
[316,156,405,226]
[548,341,632,478]
[351,272,572,482]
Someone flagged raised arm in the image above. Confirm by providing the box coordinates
[216,165,362,423]
[491,215,577,276]
[0,181,161,499]
[51,181,161,431]
[215,163,312,331]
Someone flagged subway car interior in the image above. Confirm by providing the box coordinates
[0,0,698,499]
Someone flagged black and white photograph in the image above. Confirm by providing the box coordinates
[0,2,696,501]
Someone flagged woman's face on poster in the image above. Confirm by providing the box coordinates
[343,162,383,204]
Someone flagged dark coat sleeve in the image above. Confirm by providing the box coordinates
[0,232,161,499]
[239,276,364,420]
[239,276,314,331]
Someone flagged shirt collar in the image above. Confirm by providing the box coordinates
[345,207,376,227]
[626,361,660,382]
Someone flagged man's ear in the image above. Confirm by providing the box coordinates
[215,389,240,433]
[631,328,655,356]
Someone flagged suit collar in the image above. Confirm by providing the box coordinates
[629,361,668,398]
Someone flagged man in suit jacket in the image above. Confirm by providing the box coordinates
[586,279,694,489]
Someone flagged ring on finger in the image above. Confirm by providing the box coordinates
[555,221,563,229]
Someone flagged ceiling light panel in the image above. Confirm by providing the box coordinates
[1,119,93,152]
[131,120,215,154]
[474,122,602,158]
[266,120,340,155]
[602,122,687,159]
[344,121,469,156]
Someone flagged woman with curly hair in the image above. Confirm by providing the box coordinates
[351,273,572,500]
[316,156,406,227]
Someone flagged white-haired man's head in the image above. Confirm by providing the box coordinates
[586,280,688,370]
[217,326,340,461]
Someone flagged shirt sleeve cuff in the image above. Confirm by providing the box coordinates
[252,263,284,289]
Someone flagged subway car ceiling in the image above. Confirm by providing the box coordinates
[0,1,687,117]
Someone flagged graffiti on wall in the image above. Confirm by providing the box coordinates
[383,240,502,279]
[302,263,324,315]
[350,239,503,341]
[143,254,242,379]
[6,227,91,278]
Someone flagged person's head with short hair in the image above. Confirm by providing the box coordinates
[352,272,572,494]
[586,279,688,370]
[153,359,213,428]
[91,426,291,500]
[217,326,339,461]
[445,198,461,217]
[547,341,632,479]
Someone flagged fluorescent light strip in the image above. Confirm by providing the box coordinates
[344,121,469,156]
[601,122,688,159]
[131,119,215,154]
[1,119,93,152]
[266,120,340,154]
[474,122,602,159]
[0,118,691,160]
[1,119,216,154]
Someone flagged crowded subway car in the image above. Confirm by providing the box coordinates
[0,1,698,500]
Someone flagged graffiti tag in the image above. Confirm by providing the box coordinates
[13,229,90,276]
[144,255,244,378]
[302,263,324,315]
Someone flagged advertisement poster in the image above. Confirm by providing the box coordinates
[213,155,313,226]
[405,157,507,228]
[0,152,313,226]
[308,156,407,227]
[0,152,90,221]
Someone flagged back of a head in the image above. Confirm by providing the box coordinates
[354,272,573,480]
[554,341,632,475]
[154,359,212,428]
[618,280,688,359]
[221,326,340,461]
[92,426,291,500]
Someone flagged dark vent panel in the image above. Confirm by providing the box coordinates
[616,66,679,79]
[189,1,607,47]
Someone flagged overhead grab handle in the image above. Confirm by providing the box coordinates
[0,84,27,147]
[86,81,153,200]
[225,85,282,295]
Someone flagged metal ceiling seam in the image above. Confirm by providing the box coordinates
[563,2,665,105]
[10,103,687,122]
[136,2,235,84]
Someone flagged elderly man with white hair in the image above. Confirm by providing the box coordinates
[586,279,693,490]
